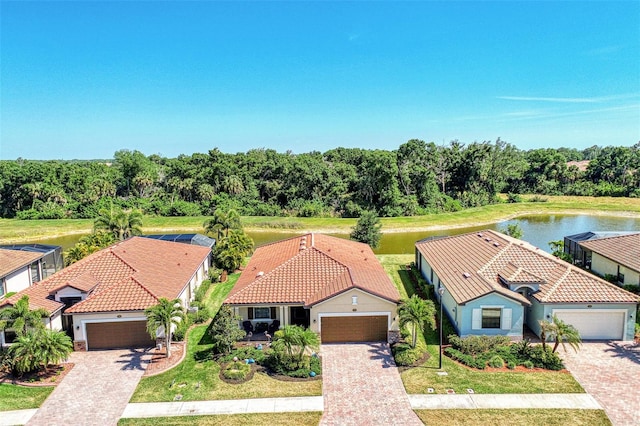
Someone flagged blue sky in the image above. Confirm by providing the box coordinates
[1,1,639,160]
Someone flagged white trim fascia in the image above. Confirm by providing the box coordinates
[313,288,397,308]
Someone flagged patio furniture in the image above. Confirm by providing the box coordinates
[242,321,254,333]
[268,319,280,334]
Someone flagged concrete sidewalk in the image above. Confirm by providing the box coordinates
[408,393,602,410]
[2,393,603,425]
[0,409,37,426]
[121,396,324,418]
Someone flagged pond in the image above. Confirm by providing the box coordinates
[27,214,640,255]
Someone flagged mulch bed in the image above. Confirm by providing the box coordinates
[0,363,74,387]
[143,342,185,377]
[218,362,258,384]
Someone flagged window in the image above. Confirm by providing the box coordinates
[352,296,358,305]
[0,279,5,297]
[617,266,624,284]
[254,307,271,319]
[481,308,501,329]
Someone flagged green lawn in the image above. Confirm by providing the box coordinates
[119,412,323,426]
[378,255,585,395]
[130,273,322,403]
[415,409,611,425]
[0,383,54,411]
[2,195,639,243]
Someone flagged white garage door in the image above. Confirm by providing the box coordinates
[553,310,625,340]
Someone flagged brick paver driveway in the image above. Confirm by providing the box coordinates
[561,341,640,426]
[320,342,422,426]
[27,348,151,426]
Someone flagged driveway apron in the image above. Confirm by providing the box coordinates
[27,348,151,426]
[320,343,422,426]
[561,341,640,426]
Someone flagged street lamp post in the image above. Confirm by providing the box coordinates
[438,286,445,370]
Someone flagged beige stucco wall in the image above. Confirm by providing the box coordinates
[4,268,32,294]
[310,288,398,333]
[46,311,63,331]
[591,253,640,286]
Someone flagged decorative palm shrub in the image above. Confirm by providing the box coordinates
[222,361,251,380]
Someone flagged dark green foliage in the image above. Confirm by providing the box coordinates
[208,305,245,355]
[446,335,563,370]
[349,210,382,248]
[218,347,266,364]
[392,342,428,367]
[1,142,639,220]
[506,193,522,203]
[193,280,212,303]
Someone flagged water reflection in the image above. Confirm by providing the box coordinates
[21,214,640,255]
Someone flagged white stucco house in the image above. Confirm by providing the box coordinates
[225,234,401,343]
[576,233,640,287]
[415,230,639,341]
[1,237,211,350]
[0,245,63,297]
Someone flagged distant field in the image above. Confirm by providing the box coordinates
[1,195,639,243]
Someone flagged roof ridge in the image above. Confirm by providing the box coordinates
[582,232,640,244]
[129,276,160,301]
[538,266,572,302]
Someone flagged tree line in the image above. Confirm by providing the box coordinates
[1,140,639,219]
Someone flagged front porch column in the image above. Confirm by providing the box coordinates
[279,306,284,325]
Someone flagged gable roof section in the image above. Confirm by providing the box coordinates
[2,237,210,315]
[225,234,399,306]
[0,249,42,278]
[579,233,640,273]
[416,230,639,305]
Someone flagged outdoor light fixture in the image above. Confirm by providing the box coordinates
[438,286,445,370]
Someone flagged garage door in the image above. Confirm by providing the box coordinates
[321,316,388,343]
[86,321,155,350]
[554,311,625,340]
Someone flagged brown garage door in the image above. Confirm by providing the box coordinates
[86,321,155,350]
[321,316,388,343]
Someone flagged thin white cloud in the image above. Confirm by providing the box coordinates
[497,96,597,103]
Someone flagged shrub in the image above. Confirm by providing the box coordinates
[529,195,548,203]
[187,305,211,324]
[634,323,639,340]
[507,193,522,203]
[208,268,223,282]
[488,355,505,368]
[219,347,267,365]
[507,360,517,370]
[194,280,212,303]
[523,360,534,369]
[173,317,191,341]
[527,345,564,370]
[392,343,427,367]
[622,284,640,295]
[444,347,486,369]
[222,361,251,380]
[448,335,511,355]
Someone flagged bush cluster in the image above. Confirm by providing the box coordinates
[222,361,251,380]
[392,342,428,367]
[445,336,563,371]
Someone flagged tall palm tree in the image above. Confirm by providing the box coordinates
[94,204,143,240]
[272,325,319,368]
[397,295,436,348]
[144,298,184,358]
[0,295,49,337]
[204,209,241,240]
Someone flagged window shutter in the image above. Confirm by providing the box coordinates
[472,309,481,330]
[248,307,254,320]
[270,307,276,319]
[501,308,512,330]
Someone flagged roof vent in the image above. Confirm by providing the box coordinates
[485,237,491,242]
[256,271,264,277]
[477,233,483,237]
[463,272,471,278]
[493,242,500,247]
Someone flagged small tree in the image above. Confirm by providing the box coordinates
[0,295,49,337]
[145,298,184,358]
[500,223,523,239]
[350,210,382,248]
[397,295,436,348]
[214,229,254,273]
[540,315,582,353]
[209,305,245,355]
[6,329,72,375]
[271,325,320,370]
[548,240,572,262]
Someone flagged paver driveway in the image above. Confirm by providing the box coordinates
[320,342,422,426]
[27,348,151,426]
[561,341,640,426]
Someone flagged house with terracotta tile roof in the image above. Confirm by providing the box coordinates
[415,230,639,341]
[225,234,401,343]
[0,244,63,298]
[1,237,211,350]
[575,232,640,287]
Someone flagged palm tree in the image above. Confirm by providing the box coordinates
[223,175,244,195]
[295,327,320,362]
[397,295,436,348]
[545,315,582,353]
[271,325,319,368]
[0,295,49,337]
[204,209,241,240]
[7,330,42,375]
[94,204,143,240]
[36,329,73,373]
[144,298,184,358]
